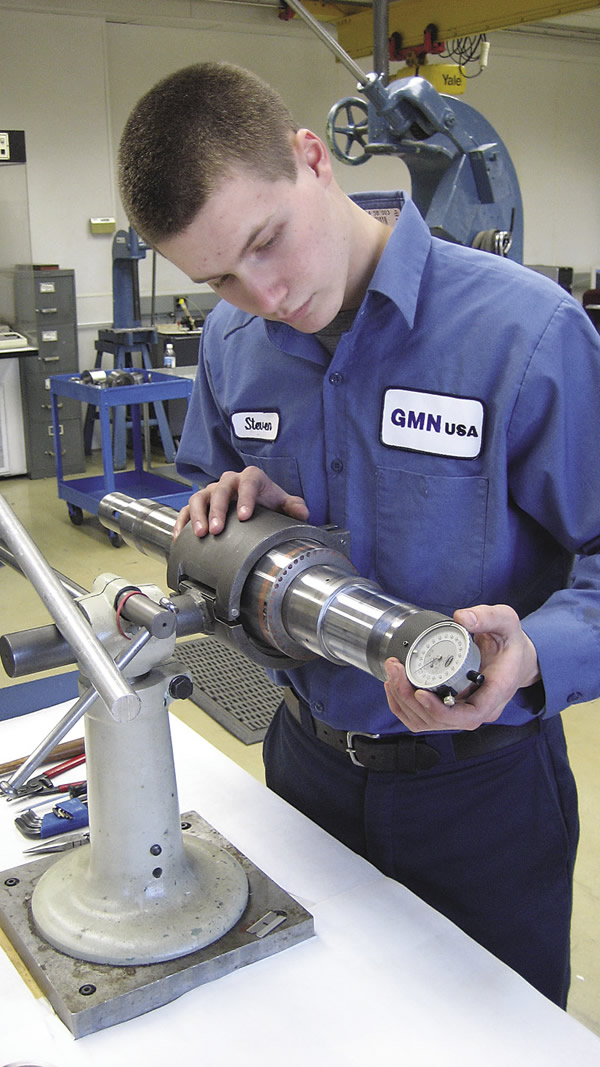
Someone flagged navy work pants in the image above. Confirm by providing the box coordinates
[263,704,579,1007]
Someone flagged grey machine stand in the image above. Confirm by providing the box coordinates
[0,491,482,1037]
[0,495,313,1038]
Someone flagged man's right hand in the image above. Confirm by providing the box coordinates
[173,466,309,540]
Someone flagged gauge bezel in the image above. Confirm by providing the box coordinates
[405,621,472,690]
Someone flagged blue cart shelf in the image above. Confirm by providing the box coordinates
[50,370,195,545]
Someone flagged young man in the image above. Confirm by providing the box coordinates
[119,62,600,1007]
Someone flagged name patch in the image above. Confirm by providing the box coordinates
[381,389,484,459]
[231,410,280,441]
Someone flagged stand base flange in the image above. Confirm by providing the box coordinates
[0,811,314,1038]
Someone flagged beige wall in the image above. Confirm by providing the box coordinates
[1,1,599,367]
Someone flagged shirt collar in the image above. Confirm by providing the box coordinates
[365,194,431,330]
[223,311,329,364]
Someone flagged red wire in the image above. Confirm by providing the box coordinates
[115,589,147,638]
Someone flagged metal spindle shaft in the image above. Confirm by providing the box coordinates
[98,493,177,561]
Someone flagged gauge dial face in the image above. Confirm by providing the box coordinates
[405,623,471,690]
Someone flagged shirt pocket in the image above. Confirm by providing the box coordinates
[375,465,489,612]
[239,451,304,499]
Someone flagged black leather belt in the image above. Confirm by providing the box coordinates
[283,689,540,773]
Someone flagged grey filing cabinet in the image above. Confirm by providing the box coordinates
[15,268,85,479]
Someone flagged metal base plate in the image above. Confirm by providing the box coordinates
[0,811,314,1038]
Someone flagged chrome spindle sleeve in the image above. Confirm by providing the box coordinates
[99,494,178,561]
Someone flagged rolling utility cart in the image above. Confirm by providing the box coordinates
[50,370,194,545]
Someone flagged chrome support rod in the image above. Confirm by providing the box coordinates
[284,0,369,86]
[0,493,139,723]
[0,628,152,797]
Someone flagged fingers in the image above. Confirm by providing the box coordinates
[173,503,191,541]
[173,467,309,541]
[454,603,520,638]
[384,604,541,731]
[185,472,241,537]
[384,658,491,732]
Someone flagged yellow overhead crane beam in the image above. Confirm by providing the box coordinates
[323,1,600,58]
[300,2,370,21]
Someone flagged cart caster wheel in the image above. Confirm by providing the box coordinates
[109,531,123,548]
[68,505,84,526]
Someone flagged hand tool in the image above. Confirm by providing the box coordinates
[0,736,84,777]
[15,796,89,839]
[24,832,90,855]
[13,783,88,817]
[8,753,86,799]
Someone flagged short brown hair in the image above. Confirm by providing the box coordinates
[118,62,298,245]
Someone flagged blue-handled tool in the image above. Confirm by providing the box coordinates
[15,795,88,839]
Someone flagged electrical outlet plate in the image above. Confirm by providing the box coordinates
[0,133,9,161]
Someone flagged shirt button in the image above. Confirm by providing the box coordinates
[313,701,324,714]
[330,459,344,473]
[329,372,343,385]
[567,691,583,703]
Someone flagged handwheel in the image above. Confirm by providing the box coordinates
[326,97,370,165]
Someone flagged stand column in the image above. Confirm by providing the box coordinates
[31,664,248,965]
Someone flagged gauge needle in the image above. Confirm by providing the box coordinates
[421,656,443,671]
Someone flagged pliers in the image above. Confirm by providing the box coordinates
[9,753,86,799]
[24,832,90,855]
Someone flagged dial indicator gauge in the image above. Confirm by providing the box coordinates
[405,622,480,694]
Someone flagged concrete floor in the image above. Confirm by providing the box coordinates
[0,467,598,1036]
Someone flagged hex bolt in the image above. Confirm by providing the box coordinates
[168,674,194,700]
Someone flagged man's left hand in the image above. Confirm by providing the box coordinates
[384,603,541,732]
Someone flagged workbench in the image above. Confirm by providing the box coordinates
[1,701,599,1066]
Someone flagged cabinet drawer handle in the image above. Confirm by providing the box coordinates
[45,448,66,458]
[48,424,64,437]
[38,307,58,314]
[42,402,63,410]
[41,355,60,363]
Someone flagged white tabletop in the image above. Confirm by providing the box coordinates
[1,702,599,1066]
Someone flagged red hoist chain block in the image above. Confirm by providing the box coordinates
[389,23,446,64]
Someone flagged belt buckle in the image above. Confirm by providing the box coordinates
[346,730,381,767]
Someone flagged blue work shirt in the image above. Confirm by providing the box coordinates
[177,193,600,733]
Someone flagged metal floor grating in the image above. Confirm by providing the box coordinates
[175,638,283,744]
